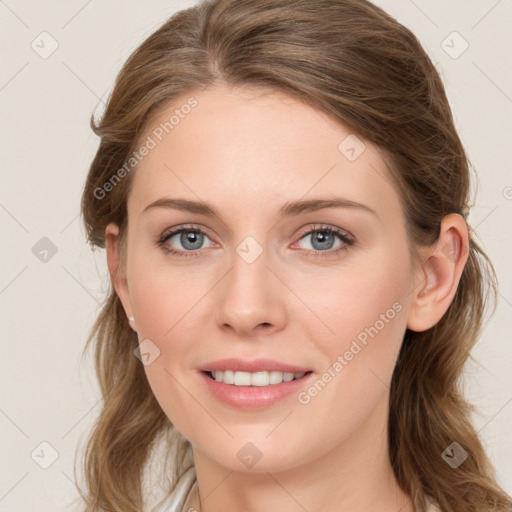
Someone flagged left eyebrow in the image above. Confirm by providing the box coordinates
[278,197,377,218]
[142,196,378,219]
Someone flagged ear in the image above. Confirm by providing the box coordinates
[407,213,469,332]
[105,222,137,332]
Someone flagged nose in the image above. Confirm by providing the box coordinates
[215,242,287,338]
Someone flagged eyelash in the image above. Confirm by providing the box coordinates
[156,223,354,259]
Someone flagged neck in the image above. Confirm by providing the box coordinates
[183,393,413,512]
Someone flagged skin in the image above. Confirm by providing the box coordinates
[105,83,468,512]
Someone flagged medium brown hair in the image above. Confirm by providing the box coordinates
[79,1,512,510]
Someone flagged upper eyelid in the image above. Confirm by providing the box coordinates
[296,224,352,240]
[161,224,216,242]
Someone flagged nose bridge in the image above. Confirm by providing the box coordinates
[215,233,285,335]
[227,234,273,308]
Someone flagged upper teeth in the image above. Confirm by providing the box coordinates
[211,370,306,386]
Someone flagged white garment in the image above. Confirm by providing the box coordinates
[427,500,442,512]
[153,466,196,512]
[157,471,442,512]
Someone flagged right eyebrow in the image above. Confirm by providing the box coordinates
[143,197,219,216]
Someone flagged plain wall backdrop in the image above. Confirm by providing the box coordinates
[1,1,511,510]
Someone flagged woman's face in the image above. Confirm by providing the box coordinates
[114,84,422,472]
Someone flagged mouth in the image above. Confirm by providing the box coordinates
[203,369,314,386]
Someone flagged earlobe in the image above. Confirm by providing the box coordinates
[105,222,137,332]
[406,214,469,332]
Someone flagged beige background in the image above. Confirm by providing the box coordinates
[1,0,511,510]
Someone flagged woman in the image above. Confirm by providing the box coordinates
[79,1,512,511]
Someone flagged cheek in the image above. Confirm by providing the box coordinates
[292,247,411,418]
[126,264,209,436]
[295,243,411,353]
[128,255,212,340]
[280,295,408,468]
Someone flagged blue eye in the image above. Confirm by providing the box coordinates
[157,225,214,257]
[296,226,351,252]
[156,223,354,259]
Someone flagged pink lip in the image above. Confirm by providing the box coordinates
[199,370,314,409]
[198,358,312,373]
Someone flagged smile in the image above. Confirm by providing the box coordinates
[206,370,312,386]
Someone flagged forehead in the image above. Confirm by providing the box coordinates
[128,84,401,222]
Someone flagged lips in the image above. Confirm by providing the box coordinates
[198,357,312,374]
[199,368,315,409]
[197,358,315,408]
